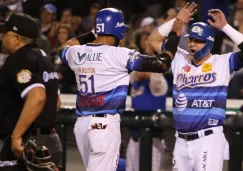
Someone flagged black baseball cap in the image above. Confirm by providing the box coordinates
[0,13,39,39]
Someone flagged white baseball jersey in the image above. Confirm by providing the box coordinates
[61,44,142,116]
[172,48,242,132]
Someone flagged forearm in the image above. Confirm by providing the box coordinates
[148,18,176,53]
[148,30,165,54]
[221,24,243,63]
[158,18,176,37]
[57,95,61,112]
[58,38,79,51]
[128,31,180,73]
[221,24,243,46]
[163,31,180,60]
[12,88,46,138]
[127,53,171,73]
[57,31,97,53]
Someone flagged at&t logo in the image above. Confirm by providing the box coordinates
[175,93,187,111]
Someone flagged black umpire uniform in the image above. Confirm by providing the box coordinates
[0,13,61,170]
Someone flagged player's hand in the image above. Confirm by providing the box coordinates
[172,18,183,36]
[207,9,228,30]
[177,2,197,24]
[11,136,24,158]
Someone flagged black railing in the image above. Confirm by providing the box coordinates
[56,109,243,171]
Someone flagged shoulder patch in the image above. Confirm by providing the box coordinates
[128,51,140,62]
[17,69,32,83]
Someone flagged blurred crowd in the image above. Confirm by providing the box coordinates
[0,0,242,98]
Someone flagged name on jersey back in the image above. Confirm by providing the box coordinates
[76,67,96,74]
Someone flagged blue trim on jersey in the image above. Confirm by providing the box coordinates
[229,53,234,74]
[191,60,201,68]
[173,84,227,131]
[229,52,243,74]
[174,113,225,124]
[76,85,128,116]
[61,47,69,64]
[173,97,227,109]
[172,83,228,131]
[174,113,224,132]
[76,109,118,115]
[173,107,225,117]
[161,40,166,52]
[174,117,224,132]
[173,91,227,97]
[173,85,228,93]
[105,92,128,101]
[126,53,144,71]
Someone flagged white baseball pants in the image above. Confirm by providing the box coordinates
[126,137,164,171]
[172,126,229,171]
[74,114,121,171]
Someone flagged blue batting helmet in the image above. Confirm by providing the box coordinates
[184,22,215,60]
[94,8,128,40]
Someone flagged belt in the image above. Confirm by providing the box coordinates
[78,114,107,118]
[31,128,56,136]
[178,129,213,141]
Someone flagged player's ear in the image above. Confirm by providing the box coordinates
[12,34,21,46]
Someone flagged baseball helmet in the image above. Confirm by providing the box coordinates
[94,8,128,40]
[22,138,58,171]
[184,22,215,60]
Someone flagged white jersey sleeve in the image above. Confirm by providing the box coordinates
[225,51,243,74]
[115,47,134,70]
[109,46,138,72]
[61,45,83,65]
[211,51,243,76]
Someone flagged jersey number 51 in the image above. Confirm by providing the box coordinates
[79,74,95,95]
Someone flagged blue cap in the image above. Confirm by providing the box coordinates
[43,4,57,14]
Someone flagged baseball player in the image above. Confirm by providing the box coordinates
[57,7,188,171]
[148,5,243,171]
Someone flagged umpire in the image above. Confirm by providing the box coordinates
[0,13,62,170]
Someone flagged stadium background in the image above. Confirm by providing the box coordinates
[0,0,242,170]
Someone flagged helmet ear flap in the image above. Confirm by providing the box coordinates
[22,138,59,171]
[194,40,214,60]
